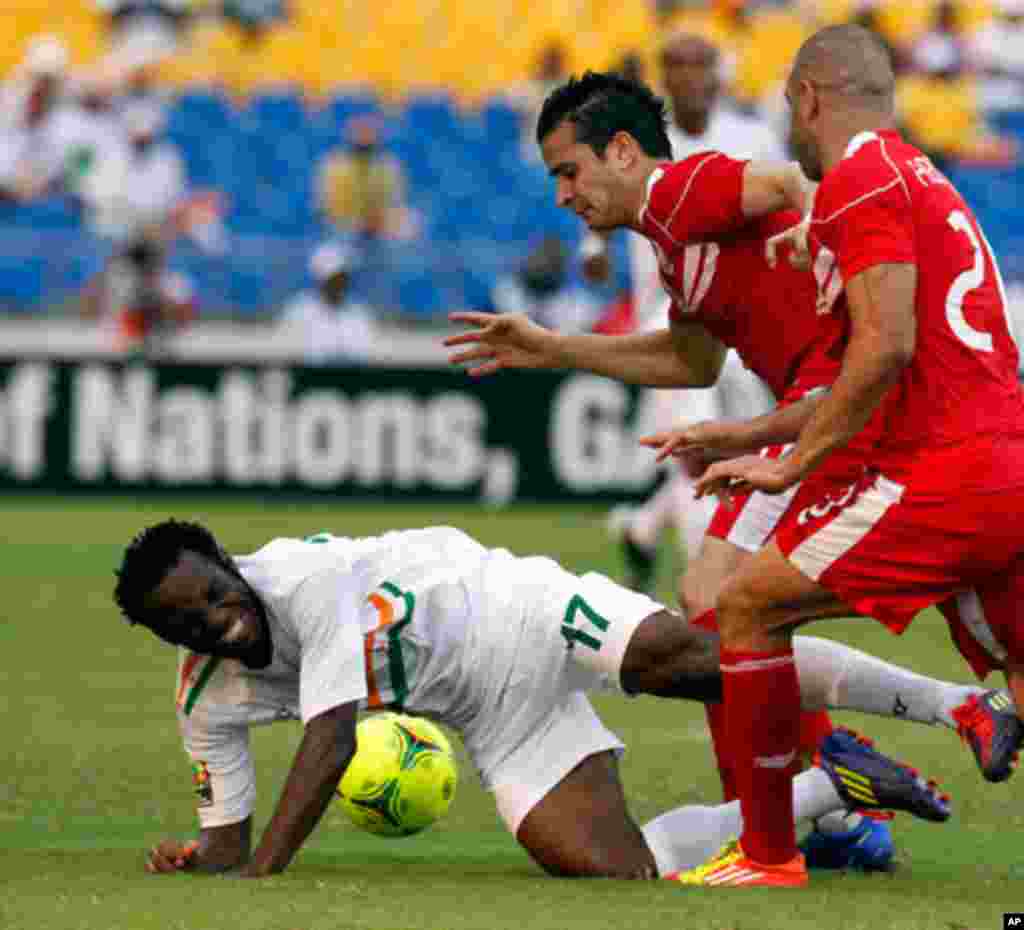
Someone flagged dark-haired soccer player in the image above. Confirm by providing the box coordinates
[116,521,967,878]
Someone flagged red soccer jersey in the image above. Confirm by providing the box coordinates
[810,130,1024,475]
[662,210,846,399]
[638,151,749,259]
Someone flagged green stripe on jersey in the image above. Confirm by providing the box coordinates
[380,582,415,710]
[183,658,222,716]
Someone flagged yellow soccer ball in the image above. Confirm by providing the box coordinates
[337,713,458,837]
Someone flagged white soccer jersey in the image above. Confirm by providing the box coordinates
[176,527,495,827]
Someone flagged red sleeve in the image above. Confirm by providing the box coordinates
[642,152,747,246]
[813,160,916,283]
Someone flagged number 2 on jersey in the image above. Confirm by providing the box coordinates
[945,209,1015,352]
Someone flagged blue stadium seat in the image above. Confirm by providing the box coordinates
[246,90,306,134]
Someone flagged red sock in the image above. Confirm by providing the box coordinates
[704,701,739,801]
[799,709,835,762]
[722,645,801,865]
[691,610,739,800]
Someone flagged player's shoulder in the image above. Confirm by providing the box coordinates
[237,536,351,601]
[647,151,739,214]
[814,130,913,223]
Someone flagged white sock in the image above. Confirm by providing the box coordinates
[641,768,844,875]
[793,635,981,729]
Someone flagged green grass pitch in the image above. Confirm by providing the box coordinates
[1,496,1021,930]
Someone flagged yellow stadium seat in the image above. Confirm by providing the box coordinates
[733,10,809,105]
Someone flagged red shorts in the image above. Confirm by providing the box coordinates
[706,442,797,551]
[707,382,879,552]
[774,435,1024,670]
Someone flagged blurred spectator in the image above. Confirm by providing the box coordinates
[581,232,636,336]
[506,41,569,161]
[911,0,968,78]
[221,0,289,47]
[317,115,413,243]
[899,2,1018,168]
[79,100,225,353]
[970,0,1024,112]
[81,259,196,354]
[277,243,375,365]
[0,36,105,203]
[659,31,783,163]
[95,1,195,66]
[491,236,604,333]
[84,100,185,242]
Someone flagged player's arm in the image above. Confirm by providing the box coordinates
[243,700,358,877]
[777,263,916,483]
[740,161,815,219]
[691,261,915,498]
[445,311,726,387]
[641,391,821,463]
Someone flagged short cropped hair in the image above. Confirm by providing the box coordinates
[536,70,672,160]
[114,520,232,625]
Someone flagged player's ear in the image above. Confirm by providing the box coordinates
[799,78,820,123]
[609,131,638,169]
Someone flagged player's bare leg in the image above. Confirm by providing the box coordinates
[514,750,657,878]
[618,609,722,701]
[678,535,748,620]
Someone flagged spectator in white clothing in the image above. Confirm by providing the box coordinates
[0,35,104,203]
[278,243,375,365]
[491,236,607,334]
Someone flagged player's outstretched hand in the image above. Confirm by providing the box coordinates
[640,419,757,466]
[765,216,812,271]
[694,453,796,503]
[145,838,199,874]
[444,312,558,377]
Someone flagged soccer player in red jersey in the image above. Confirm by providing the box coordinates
[446,71,1018,873]
[662,24,1024,887]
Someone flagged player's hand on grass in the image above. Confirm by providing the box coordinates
[445,312,558,376]
[145,838,200,874]
[693,453,797,503]
[766,215,812,271]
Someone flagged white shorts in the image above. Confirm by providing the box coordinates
[459,555,663,834]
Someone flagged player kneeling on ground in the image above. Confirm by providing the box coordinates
[115,522,1002,880]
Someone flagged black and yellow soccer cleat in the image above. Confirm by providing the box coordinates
[816,728,951,823]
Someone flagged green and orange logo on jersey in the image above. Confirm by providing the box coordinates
[364,581,415,710]
[176,653,221,716]
[192,760,213,807]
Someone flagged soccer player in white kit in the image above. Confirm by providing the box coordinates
[113,520,1003,880]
